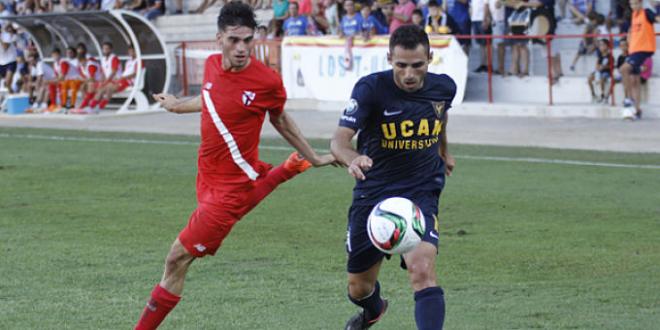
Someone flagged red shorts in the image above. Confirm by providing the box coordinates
[115,78,132,92]
[178,163,279,257]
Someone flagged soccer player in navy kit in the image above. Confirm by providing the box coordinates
[331,25,456,330]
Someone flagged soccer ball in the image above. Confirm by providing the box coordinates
[367,197,426,255]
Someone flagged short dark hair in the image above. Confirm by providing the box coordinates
[289,1,299,9]
[52,47,61,54]
[389,25,430,55]
[66,46,77,55]
[102,41,113,48]
[428,0,440,7]
[412,9,423,17]
[217,1,257,31]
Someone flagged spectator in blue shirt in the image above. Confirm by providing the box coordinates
[283,2,310,36]
[446,0,471,49]
[361,1,389,36]
[339,0,364,37]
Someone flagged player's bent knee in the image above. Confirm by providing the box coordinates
[407,260,437,290]
[348,280,375,300]
[164,241,194,272]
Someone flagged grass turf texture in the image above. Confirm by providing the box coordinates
[1,127,659,329]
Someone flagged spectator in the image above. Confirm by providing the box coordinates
[283,2,311,35]
[612,0,632,32]
[471,0,489,72]
[486,0,507,75]
[193,0,223,14]
[267,15,285,38]
[372,0,394,33]
[274,0,290,20]
[506,0,531,77]
[568,0,594,24]
[446,0,471,51]
[339,0,362,37]
[570,11,602,71]
[615,38,629,82]
[101,0,122,10]
[11,54,29,93]
[322,0,339,34]
[588,39,613,103]
[411,8,425,27]
[558,0,567,20]
[0,31,18,93]
[296,0,313,15]
[141,0,164,20]
[389,0,415,33]
[425,0,460,35]
[363,1,388,34]
[126,0,147,11]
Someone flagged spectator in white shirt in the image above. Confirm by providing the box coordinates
[486,0,507,75]
[0,32,18,94]
[471,0,489,72]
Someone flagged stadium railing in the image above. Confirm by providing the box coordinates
[173,32,659,106]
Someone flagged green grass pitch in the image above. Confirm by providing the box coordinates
[1,127,659,329]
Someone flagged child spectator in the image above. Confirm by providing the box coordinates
[425,0,460,35]
[283,2,311,35]
[339,0,363,37]
[588,39,613,103]
[411,8,425,27]
[570,11,602,71]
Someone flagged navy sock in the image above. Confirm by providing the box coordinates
[414,286,445,330]
[348,281,384,321]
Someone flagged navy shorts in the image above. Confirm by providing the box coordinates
[345,190,441,274]
[626,52,654,75]
[0,61,17,78]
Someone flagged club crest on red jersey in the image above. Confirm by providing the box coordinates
[242,91,256,106]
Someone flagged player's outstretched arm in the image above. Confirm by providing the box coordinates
[439,114,454,176]
[153,93,202,114]
[269,111,336,167]
[331,126,372,180]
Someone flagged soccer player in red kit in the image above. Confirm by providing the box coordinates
[133,3,336,329]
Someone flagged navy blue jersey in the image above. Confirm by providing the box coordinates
[339,70,457,205]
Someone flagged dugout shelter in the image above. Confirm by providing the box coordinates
[3,10,170,113]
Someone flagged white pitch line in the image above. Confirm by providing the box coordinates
[2,132,659,170]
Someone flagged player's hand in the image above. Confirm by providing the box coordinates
[310,154,338,167]
[153,93,181,113]
[444,153,455,176]
[348,155,373,180]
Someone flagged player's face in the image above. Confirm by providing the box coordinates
[289,3,299,16]
[128,47,135,58]
[217,25,255,70]
[388,44,431,93]
[52,52,60,60]
[102,44,112,56]
[429,6,439,17]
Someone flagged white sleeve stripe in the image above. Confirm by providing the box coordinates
[202,89,259,181]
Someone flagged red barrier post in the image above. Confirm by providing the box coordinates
[546,35,553,106]
[181,41,189,96]
[486,35,493,103]
[608,34,616,106]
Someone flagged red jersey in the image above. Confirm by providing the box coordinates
[198,54,287,186]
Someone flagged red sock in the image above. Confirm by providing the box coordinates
[134,284,180,330]
[99,98,109,109]
[79,93,94,108]
[89,98,99,108]
[48,84,57,106]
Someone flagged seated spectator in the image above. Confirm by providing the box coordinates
[411,9,425,27]
[11,54,29,93]
[615,38,629,82]
[283,2,311,35]
[101,0,122,10]
[570,11,602,71]
[339,0,363,37]
[390,0,415,33]
[360,1,387,37]
[193,0,224,14]
[568,0,594,24]
[587,39,613,103]
[425,0,460,35]
[140,0,164,20]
